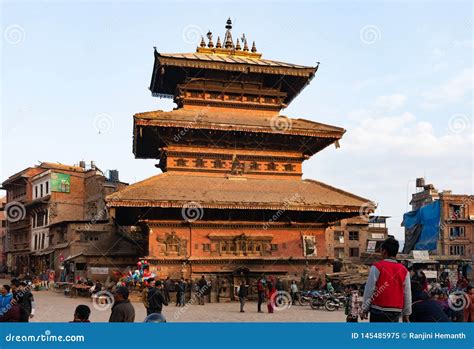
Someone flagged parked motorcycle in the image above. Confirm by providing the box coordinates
[298,290,320,306]
[324,293,346,311]
[310,291,328,310]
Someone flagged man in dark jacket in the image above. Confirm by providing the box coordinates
[0,300,21,322]
[237,281,248,313]
[11,280,35,322]
[164,277,172,303]
[109,286,135,322]
[410,281,450,322]
[148,281,168,314]
[197,275,208,305]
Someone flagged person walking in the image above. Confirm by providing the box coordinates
[237,280,248,313]
[290,280,298,305]
[15,281,35,322]
[345,284,361,322]
[361,237,411,322]
[164,276,172,303]
[142,278,154,315]
[266,279,276,313]
[197,275,207,305]
[257,277,266,313]
[109,286,135,322]
[148,281,168,315]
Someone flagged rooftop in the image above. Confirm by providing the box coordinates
[106,172,373,213]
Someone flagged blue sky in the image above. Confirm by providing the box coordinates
[1,0,473,240]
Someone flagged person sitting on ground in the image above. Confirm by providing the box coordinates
[71,305,91,322]
[409,280,449,322]
[109,286,135,322]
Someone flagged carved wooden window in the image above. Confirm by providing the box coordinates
[284,164,295,172]
[175,158,187,167]
[249,161,260,170]
[202,243,210,251]
[221,243,227,252]
[213,159,224,168]
[271,244,278,251]
[255,244,261,252]
[267,162,277,171]
[195,158,205,168]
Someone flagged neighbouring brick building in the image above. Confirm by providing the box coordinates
[107,19,375,300]
[326,216,389,264]
[1,161,141,280]
[403,178,473,278]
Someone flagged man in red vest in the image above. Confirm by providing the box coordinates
[361,237,412,322]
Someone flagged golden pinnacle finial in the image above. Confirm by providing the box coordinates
[235,38,241,50]
[207,30,214,48]
[199,36,206,48]
[216,36,222,48]
[251,41,257,53]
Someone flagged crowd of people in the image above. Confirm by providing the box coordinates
[344,237,474,322]
[0,237,472,323]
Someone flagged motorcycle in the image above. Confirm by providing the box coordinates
[324,293,346,311]
[298,290,320,306]
[310,291,329,310]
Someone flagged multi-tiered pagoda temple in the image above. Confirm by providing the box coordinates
[107,19,374,300]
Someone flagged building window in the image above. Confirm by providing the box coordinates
[202,243,210,251]
[270,244,278,251]
[45,181,49,194]
[213,159,224,169]
[349,231,359,241]
[334,247,345,259]
[349,247,359,257]
[249,161,260,171]
[334,231,344,243]
[35,186,38,199]
[449,245,465,256]
[284,164,295,172]
[449,204,464,219]
[221,243,227,252]
[175,158,187,167]
[449,226,465,238]
[195,158,205,168]
[267,162,277,171]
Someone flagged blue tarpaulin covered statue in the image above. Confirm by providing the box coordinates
[402,200,441,252]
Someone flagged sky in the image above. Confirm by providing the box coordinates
[1,0,473,241]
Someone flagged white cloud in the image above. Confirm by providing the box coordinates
[421,68,473,108]
[374,93,407,112]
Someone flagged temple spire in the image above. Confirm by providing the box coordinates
[224,18,234,49]
[251,41,257,53]
[235,38,241,50]
[216,36,222,48]
[207,30,214,48]
[199,36,206,48]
